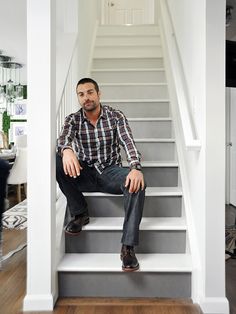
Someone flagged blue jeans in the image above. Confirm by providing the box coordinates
[56,154,145,246]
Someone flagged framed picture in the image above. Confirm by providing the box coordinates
[11,99,27,120]
[9,121,27,144]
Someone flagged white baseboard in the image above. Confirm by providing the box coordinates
[199,297,229,314]
[23,294,55,311]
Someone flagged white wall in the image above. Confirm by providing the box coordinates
[0,0,27,84]
[56,0,79,107]
[56,0,99,110]
[166,0,228,313]
[77,0,98,78]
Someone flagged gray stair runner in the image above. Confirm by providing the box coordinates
[58,24,192,299]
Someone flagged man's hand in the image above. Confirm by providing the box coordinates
[62,149,83,178]
[125,169,145,193]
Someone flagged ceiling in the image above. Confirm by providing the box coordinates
[0,0,27,84]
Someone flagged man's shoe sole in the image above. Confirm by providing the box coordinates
[122,264,140,272]
[120,254,140,272]
[64,217,90,236]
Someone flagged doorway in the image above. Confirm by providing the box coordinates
[101,0,155,25]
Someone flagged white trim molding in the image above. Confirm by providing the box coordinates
[23,294,55,312]
[200,297,230,314]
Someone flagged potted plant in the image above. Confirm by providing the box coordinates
[2,111,10,148]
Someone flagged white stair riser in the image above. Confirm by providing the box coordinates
[93,58,164,69]
[94,46,162,59]
[129,120,172,138]
[96,36,162,46]
[65,230,186,253]
[91,70,166,83]
[102,101,170,118]
[97,25,160,36]
[101,85,168,99]
[121,142,176,161]
[59,272,191,298]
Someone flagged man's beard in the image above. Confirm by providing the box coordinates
[83,101,97,112]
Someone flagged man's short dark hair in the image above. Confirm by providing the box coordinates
[76,78,99,93]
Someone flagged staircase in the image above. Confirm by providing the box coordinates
[57,24,192,298]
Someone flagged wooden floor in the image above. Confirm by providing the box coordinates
[1,200,235,313]
[0,230,203,314]
[0,230,26,314]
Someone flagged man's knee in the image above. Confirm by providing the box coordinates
[121,180,147,194]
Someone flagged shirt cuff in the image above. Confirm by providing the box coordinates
[58,146,74,156]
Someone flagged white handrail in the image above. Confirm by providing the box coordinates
[56,35,79,138]
[159,0,201,151]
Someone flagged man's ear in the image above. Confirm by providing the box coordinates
[98,90,101,98]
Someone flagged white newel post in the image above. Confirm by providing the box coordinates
[201,0,229,313]
[23,0,57,311]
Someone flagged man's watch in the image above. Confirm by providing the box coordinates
[130,164,142,171]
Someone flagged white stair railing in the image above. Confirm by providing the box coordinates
[55,36,79,266]
[56,37,78,138]
[159,0,201,151]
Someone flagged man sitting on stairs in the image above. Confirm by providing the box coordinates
[56,77,146,272]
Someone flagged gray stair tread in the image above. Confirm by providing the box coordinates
[101,99,169,103]
[94,56,163,59]
[84,187,182,197]
[83,217,186,231]
[92,68,165,72]
[58,253,192,272]
[100,82,167,86]
[127,117,172,121]
[123,161,178,167]
[135,138,175,142]
[57,187,182,200]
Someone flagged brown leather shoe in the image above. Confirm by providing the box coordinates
[64,215,89,235]
[120,245,139,272]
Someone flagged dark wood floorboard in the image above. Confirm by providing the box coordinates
[0,229,26,314]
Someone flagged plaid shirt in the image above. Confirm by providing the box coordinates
[57,105,141,174]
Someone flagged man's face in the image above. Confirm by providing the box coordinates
[76,82,101,112]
